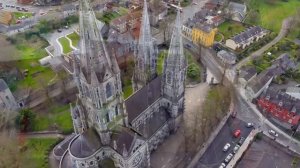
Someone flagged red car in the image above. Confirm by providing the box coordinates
[233,129,241,138]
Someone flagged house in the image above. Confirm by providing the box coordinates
[246,53,296,99]
[192,24,217,47]
[62,4,77,18]
[0,11,12,25]
[217,50,236,65]
[149,3,168,26]
[257,88,300,127]
[238,66,257,88]
[286,87,300,100]
[0,79,18,111]
[17,0,33,4]
[205,15,225,27]
[225,26,267,50]
[227,2,247,22]
[110,10,142,33]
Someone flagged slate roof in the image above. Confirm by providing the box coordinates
[60,151,73,168]
[247,70,273,93]
[239,66,257,81]
[137,107,169,138]
[125,76,162,123]
[0,79,8,92]
[228,2,246,16]
[110,127,138,154]
[69,128,102,158]
[232,26,264,44]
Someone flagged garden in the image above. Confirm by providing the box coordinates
[66,32,80,48]
[97,11,121,24]
[185,50,201,84]
[21,138,61,168]
[217,21,247,41]
[245,0,300,34]
[58,37,73,54]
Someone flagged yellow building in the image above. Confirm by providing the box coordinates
[191,25,217,47]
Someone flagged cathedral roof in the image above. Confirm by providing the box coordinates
[60,150,73,168]
[125,76,162,123]
[69,128,102,158]
[0,79,8,91]
[110,127,139,155]
[137,107,169,138]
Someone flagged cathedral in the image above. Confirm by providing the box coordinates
[53,0,186,167]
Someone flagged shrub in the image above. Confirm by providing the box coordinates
[187,63,200,80]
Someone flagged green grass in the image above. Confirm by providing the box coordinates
[185,50,201,83]
[58,37,73,54]
[21,138,60,168]
[245,0,300,33]
[218,21,246,40]
[118,7,129,15]
[98,11,121,24]
[12,12,33,24]
[33,104,73,133]
[123,83,133,99]
[67,32,80,48]
[157,50,167,75]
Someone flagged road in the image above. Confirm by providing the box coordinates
[196,118,253,168]
[235,17,292,69]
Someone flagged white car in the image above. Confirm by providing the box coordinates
[268,130,278,137]
[233,144,240,154]
[223,143,231,152]
[219,163,226,168]
[224,153,233,163]
[246,122,254,128]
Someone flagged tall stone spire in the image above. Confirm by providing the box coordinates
[162,7,186,131]
[70,0,125,145]
[133,0,158,90]
[78,0,117,84]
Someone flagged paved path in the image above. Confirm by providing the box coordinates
[19,131,66,139]
[235,17,292,69]
[150,83,210,168]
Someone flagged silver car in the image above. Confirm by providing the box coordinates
[225,153,233,163]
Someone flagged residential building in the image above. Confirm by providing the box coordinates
[246,53,296,99]
[286,87,300,100]
[257,88,300,127]
[17,0,33,4]
[217,50,236,65]
[227,2,247,22]
[0,79,18,111]
[205,15,225,27]
[225,26,267,50]
[110,10,142,33]
[149,3,168,26]
[238,66,257,88]
[62,4,78,18]
[36,0,62,5]
[0,11,12,25]
[53,1,186,168]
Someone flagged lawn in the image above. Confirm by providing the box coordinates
[118,7,129,15]
[245,0,300,33]
[58,37,73,54]
[157,50,167,75]
[21,138,60,168]
[66,32,80,48]
[218,21,246,40]
[98,11,121,24]
[33,104,73,133]
[11,12,33,24]
[123,79,133,99]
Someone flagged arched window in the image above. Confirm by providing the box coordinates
[115,106,119,116]
[106,83,112,98]
[166,71,172,84]
[106,113,110,122]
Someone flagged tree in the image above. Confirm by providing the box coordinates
[16,109,36,132]
[187,63,200,80]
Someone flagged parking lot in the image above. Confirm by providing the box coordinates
[237,135,300,168]
[196,118,253,168]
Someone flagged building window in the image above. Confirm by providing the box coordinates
[166,71,172,84]
[106,83,112,98]
[106,113,110,122]
[115,106,119,116]
[90,161,94,165]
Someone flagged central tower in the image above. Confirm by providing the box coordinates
[71,0,126,145]
[133,0,158,91]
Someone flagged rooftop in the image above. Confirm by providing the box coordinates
[0,79,8,92]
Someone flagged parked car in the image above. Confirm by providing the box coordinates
[233,129,241,138]
[246,122,254,128]
[231,111,237,118]
[57,29,62,33]
[224,153,233,163]
[238,137,245,145]
[233,144,240,154]
[192,2,198,5]
[223,143,231,152]
[219,163,226,168]
[268,130,278,137]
